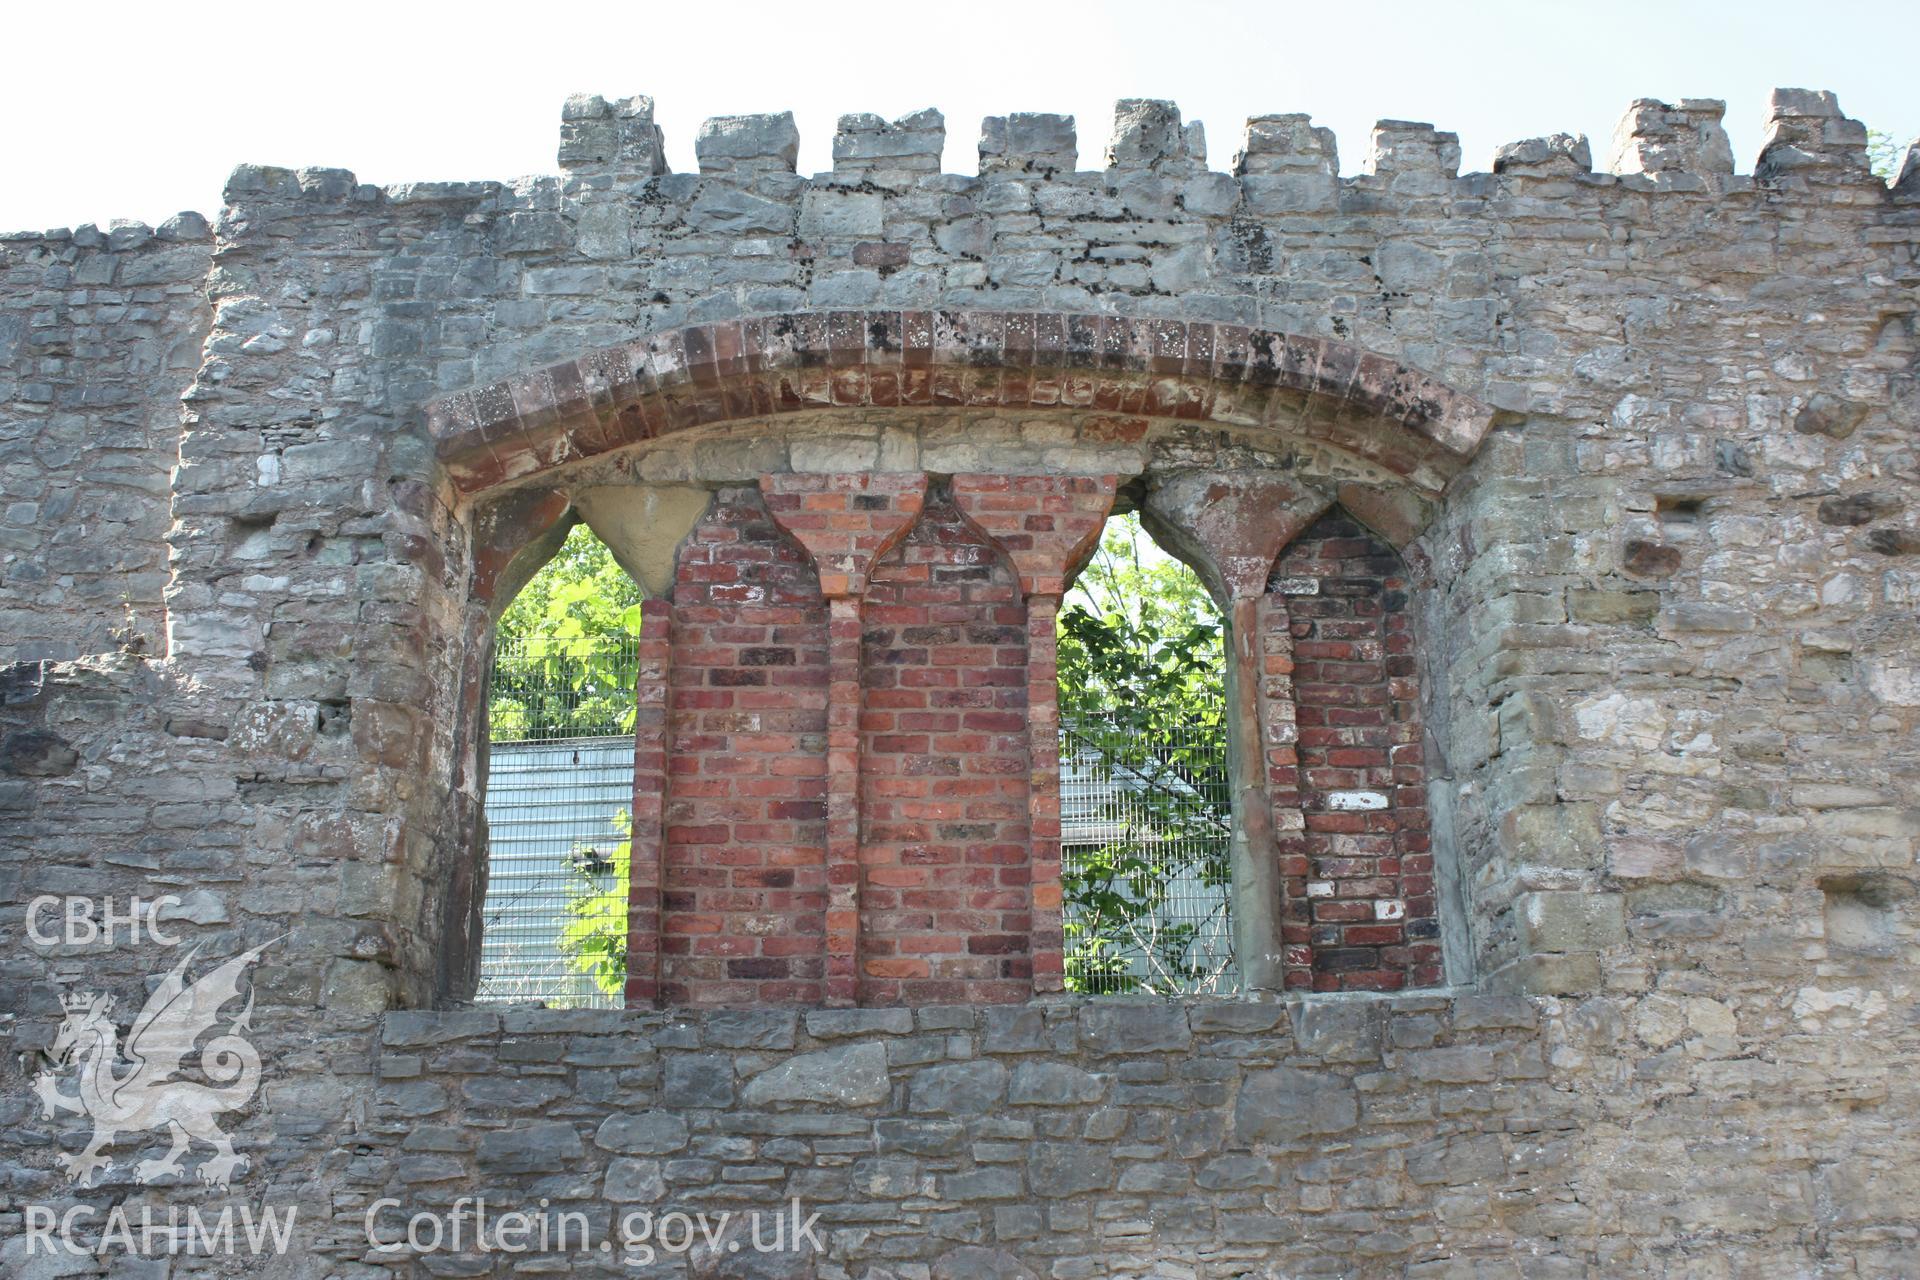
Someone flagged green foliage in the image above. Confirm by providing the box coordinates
[490,524,646,741]
[1056,513,1233,994]
[558,809,631,999]
[1867,130,1905,183]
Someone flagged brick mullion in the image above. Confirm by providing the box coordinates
[824,594,863,1006]
[761,472,929,1005]
[1256,592,1315,991]
[625,596,674,1008]
[1025,593,1065,995]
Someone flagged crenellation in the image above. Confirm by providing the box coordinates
[1608,97,1736,184]
[1235,113,1339,177]
[832,109,946,185]
[979,112,1077,175]
[1492,131,1594,176]
[1106,98,1204,172]
[1757,87,1873,181]
[1230,113,1340,215]
[1897,141,1920,195]
[558,92,668,178]
[1365,120,1462,180]
[220,163,370,212]
[695,111,801,177]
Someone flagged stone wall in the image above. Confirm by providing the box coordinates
[352,997,1569,1279]
[0,219,211,662]
[1,86,1918,1277]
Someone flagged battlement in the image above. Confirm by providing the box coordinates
[4,90,1913,248]
[161,88,1914,256]
[544,89,1895,189]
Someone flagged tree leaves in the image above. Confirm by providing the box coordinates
[557,809,631,998]
[1057,514,1234,995]
[490,526,646,741]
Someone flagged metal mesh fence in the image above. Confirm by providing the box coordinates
[1060,699,1238,996]
[477,633,639,1007]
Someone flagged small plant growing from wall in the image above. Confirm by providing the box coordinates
[1866,128,1909,182]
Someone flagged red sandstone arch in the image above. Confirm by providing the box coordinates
[424,310,1496,499]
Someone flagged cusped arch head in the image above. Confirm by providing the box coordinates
[424,310,1497,502]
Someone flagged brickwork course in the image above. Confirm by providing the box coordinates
[660,485,831,1006]
[2,87,1919,1276]
[1275,512,1440,992]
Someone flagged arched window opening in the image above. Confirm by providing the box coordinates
[478,522,643,1007]
[1057,511,1234,995]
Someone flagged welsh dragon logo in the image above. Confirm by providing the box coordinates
[34,940,273,1188]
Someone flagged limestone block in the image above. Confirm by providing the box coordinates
[805,1008,915,1038]
[909,1060,1009,1114]
[476,1122,585,1173]
[979,113,1077,174]
[1486,951,1604,995]
[741,1042,890,1106]
[1608,99,1735,176]
[603,1157,665,1202]
[1287,999,1385,1063]
[595,1110,689,1155]
[798,188,885,238]
[1368,120,1461,179]
[1497,802,1604,871]
[663,1053,736,1107]
[1078,1002,1192,1055]
[1027,1142,1113,1195]
[1107,99,1199,171]
[833,109,946,177]
[1493,133,1593,175]
[696,112,800,175]
[1007,1061,1105,1105]
[1516,891,1628,952]
[703,1008,800,1049]
[1235,113,1337,176]
[1233,1067,1358,1143]
[559,93,666,176]
[1756,88,1870,179]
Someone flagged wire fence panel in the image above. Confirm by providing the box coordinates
[477,633,639,1007]
[1060,700,1238,996]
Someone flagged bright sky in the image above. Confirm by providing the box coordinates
[3,0,1912,232]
